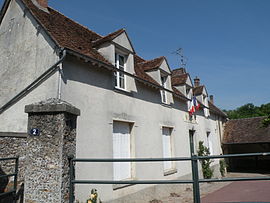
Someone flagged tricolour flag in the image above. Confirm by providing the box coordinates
[189,96,200,115]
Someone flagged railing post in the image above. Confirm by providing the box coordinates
[69,156,74,203]
[13,157,19,203]
[191,155,201,203]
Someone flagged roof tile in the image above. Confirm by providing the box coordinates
[223,117,270,144]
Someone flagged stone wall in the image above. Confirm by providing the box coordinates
[0,132,27,182]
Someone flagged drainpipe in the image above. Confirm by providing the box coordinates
[0,49,67,115]
[57,62,63,99]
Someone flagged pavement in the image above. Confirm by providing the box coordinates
[152,173,270,203]
[201,180,270,203]
[201,173,270,203]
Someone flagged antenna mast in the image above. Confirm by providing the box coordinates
[172,48,188,68]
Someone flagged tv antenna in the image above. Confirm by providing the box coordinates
[172,48,188,68]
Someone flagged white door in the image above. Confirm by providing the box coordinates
[113,122,131,180]
[162,127,172,170]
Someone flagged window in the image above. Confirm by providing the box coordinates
[162,127,173,171]
[160,75,167,103]
[203,95,210,117]
[113,121,131,180]
[207,132,213,155]
[114,53,126,90]
[189,130,196,155]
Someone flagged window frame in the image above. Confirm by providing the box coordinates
[160,75,168,104]
[114,53,126,90]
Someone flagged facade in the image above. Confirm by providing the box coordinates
[0,0,227,202]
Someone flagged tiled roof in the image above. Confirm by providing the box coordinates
[223,117,270,144]
[208,102,227,117]
[92,29,125,47]
[11,1,222,105]
[138,56,165,71]
[171,73,188,86]
[172,87,188,101]
[172,68,186,76]
[21,0,111,65]
[193,86,204,96]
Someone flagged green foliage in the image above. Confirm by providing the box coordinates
[224,102,270,123]
[219,159,226,177]
[261,115,270,128]
[197,141,213,179]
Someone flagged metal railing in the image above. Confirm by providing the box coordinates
[69,152,270,203]
[0,157,19,203]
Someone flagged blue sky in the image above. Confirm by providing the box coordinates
[1,0,269,110]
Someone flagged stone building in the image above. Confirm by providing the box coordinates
[0,0,227,202]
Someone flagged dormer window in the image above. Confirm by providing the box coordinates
[161,75,167,104]
[114,53,126,90]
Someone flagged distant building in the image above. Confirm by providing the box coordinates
[0,0,227,201]
[223,116,270,172]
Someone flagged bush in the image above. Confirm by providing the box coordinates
[197,141,213,179]
[219,159,226,177]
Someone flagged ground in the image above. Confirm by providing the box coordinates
[150,173,270,203]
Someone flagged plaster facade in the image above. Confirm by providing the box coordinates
[0,0,59,132]
[0,0,227,202]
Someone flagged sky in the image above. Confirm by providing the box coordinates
[1,0,269,110]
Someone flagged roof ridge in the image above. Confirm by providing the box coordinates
[138,56,164,64]
[47,6,103,39]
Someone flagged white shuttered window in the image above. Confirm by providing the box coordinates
[113,121,131,180]
[162,127,173,171]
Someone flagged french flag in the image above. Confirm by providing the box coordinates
[193,96,200,110]
[189,97,200,115]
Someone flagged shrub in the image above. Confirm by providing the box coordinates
[197,141,213,179]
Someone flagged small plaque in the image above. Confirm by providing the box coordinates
[29,128,40,136]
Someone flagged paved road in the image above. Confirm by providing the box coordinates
[201,180,270,203]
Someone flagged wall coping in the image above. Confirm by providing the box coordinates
[0,132,27,138]
[25,98,80,116]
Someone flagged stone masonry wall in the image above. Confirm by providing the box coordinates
[0,133,27,182]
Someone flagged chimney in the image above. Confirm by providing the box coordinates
[194,76,200,87]
[32,0,49,12]
[210,95,214,103]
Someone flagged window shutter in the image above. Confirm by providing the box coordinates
[113,122,131,180]
[162,128,172,170]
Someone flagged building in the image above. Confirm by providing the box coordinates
[223,116,270,172]
[0,0,227,202]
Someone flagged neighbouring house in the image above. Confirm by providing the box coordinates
[0,0,227,202]
[223,116,270,172]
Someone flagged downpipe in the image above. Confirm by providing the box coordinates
[0,49,67,114]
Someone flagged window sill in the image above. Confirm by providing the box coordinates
[161,103,172,108]
[114,87,133,97]
[164,168,177,176]
[113,178,136,190]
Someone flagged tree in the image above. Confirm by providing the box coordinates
[225,102,270,120]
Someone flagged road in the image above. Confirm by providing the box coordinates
[201,180,270,203]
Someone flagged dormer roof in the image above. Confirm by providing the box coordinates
[193,85,208,96]
[92,28,135,53]
[92,29,125,47]
[138,56,165,71]
[171,73,188,86]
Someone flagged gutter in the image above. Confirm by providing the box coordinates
[65,48,190,102]
[0,49,66,115]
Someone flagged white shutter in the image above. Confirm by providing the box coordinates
[113,122,131,180]
[162,127,172,170]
